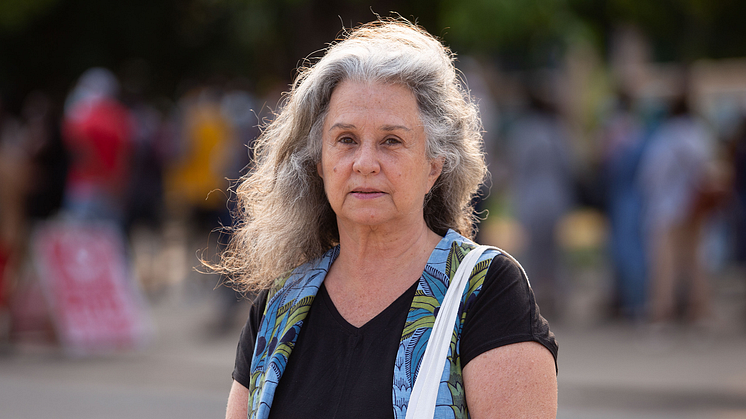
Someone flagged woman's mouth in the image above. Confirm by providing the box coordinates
[350,189,385,199]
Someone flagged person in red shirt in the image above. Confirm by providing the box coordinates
[61,68,134,225]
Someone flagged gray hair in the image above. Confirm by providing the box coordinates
[217,19,487,292]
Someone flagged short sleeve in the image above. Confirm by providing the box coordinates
[232,290,269,387]
[459,253,558,372]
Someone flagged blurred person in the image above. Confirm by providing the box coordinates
[122,93,167,234]
[0,97,25,341]
[14,81,152,354]
[162,84,245,314]
[165,85,238,234]
[22,91,68,222]
[221,82,260,164]
[458,57,501,244]
[217,19,558,419]
[210,85,260,333]
[600,91,648,321]
[61,67,134,227]
[638,92,723,331]
[507,85,574,319]
[0,90,67,343]
[121,96,169,298]
[728,116,746,265]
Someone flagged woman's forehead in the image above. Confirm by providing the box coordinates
[324,80,421,127]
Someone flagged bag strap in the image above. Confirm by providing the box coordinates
[405,245,494,419]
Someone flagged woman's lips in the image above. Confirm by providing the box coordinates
[350,189,385,199]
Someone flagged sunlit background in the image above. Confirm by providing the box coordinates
[1,1,746,418]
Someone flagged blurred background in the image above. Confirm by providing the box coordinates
[1,0,746,418]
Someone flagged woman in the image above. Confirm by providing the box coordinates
[219,19,558,419]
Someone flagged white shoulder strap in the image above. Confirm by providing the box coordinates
[405,245,494,419]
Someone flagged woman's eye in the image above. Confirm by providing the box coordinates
[384,137,401,145]
[338,136,355,144]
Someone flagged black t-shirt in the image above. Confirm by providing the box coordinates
[232,254,558,419]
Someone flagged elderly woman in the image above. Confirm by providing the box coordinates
[221,19,558,419]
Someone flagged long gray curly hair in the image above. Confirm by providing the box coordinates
[215,18,487,292]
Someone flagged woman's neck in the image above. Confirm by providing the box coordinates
[323,222,442,327]
[335,221,441,274]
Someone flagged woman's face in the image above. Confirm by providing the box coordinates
[318,80,443,232]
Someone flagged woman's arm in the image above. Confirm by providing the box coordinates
[463,341,557,418]
[226,380,249,419]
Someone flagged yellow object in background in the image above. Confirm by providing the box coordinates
[165,96,235,211]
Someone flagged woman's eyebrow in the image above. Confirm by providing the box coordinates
[328,122,356,132]
[380,124,411,132]
[328,123,411,132]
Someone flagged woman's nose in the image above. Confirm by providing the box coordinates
[352,142,380,175]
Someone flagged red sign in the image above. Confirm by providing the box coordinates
[32,220,151,355]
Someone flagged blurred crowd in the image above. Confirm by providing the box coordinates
[466,51,746,336]
[0,66,273,347]
[477,66,746,337]
[1,55,746,351]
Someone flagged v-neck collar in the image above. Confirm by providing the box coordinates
[318,280,419,334]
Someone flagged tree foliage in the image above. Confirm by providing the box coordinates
[0,0,60,32]
[1,0,744,110]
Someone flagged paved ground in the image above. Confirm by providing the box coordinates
[556,323,746,419]
[2,270,746,419]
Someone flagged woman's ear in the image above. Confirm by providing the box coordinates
[428,157,444,187]
[317,161,324,179]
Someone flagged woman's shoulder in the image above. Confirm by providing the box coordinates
[266,245,340,304]
[437,230,509,273]
[460,250,558,370]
